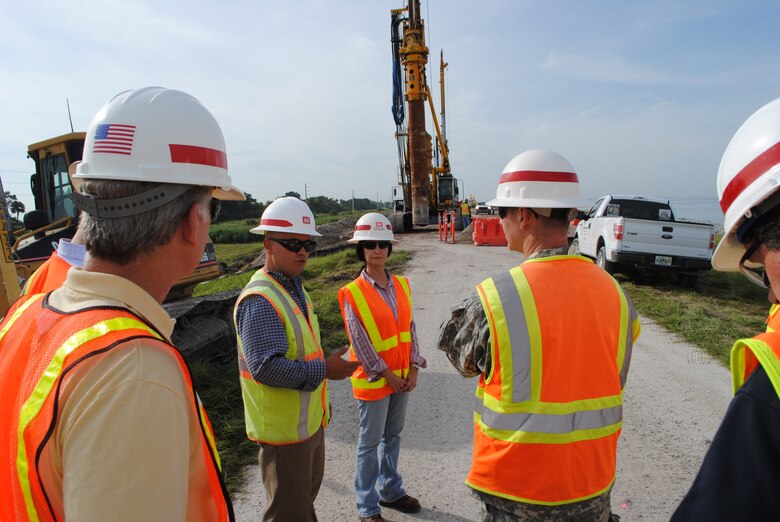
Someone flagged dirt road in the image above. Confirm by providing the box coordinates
[232,230,734,521]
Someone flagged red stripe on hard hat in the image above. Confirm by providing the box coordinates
[355,225,372,231]
[261,218,293,227]
[720,141,780,213]
[499,170,578,184]
[169,144,228,169]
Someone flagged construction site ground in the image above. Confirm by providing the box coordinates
[231,228,733,521]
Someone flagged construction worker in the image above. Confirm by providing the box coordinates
[437,149,641,521]
[234,196,359,522]
[338,212,426,522]
[0,86,243,520]
[672,97,780,520]
[461,199,471,229]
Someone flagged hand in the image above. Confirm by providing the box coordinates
[381,368,409,393]
[326,346,360,380]
[405,367,419,392]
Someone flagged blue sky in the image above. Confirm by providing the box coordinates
[2,0,779,224]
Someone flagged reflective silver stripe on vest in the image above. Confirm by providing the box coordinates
[619,294,638,388]
[491,271,532,403]
[476,399,623,434]
[244,279,311,440]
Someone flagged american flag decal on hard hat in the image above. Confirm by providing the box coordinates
[93,124,136,155]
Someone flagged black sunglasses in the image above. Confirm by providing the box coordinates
[361,241,390,250]
[268,237,317,253]
[739,240,770,288]
[498,207,508,219]
[209,199,221,222]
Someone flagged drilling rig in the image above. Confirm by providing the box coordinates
[391,0,458,230]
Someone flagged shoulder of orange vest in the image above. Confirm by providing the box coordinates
[731,332,780,397]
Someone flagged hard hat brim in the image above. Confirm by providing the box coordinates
[711,234,745,272]
[487,196,591,209]
[213,186,246,201]
[346,238,399,244]
[249,225,323,237]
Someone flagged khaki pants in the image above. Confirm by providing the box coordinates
[259,427,325,522]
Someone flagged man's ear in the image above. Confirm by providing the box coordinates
[180,201,204,246]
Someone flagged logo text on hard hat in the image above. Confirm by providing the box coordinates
[375,222,384,228]
[302,216,311,224]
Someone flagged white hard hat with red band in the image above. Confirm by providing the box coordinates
[74,86,244,202]
[713,97,780,271]
[348,212,398,243]
[250,196,322,237]
[487,149,590,209]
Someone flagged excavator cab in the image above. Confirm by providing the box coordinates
[13,132,220,301]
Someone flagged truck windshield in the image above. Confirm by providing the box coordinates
[607,199,674,221]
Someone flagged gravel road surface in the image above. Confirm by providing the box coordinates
[232,230,734,521]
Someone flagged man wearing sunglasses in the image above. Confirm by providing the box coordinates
[234,196,359,521]
[438,149,640,522]
[673,98,780,520]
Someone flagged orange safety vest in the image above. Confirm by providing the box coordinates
[0,294,233,521]
[468,255,640,506]
[731,331,780,397]
[338,275,413,400]
[739,304,780,382]
[21,252,72,296]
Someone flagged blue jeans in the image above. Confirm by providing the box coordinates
[355,392,410,517]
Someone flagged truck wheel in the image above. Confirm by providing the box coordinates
[676,272,698,289]
[596,246,617,274]
[568,237,580,255]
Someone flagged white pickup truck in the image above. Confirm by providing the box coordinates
[573,195,715,287]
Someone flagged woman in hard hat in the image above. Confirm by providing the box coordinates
[337,213,426,522]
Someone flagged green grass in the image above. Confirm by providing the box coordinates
[615,268,769,366]
[210,220,262,244]
[191,246,412,493]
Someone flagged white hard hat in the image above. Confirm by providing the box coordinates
[74,86,244,201]
[713,97,780,271]
[250,197,322,237]
[487,149,590,209]
[348,213,398,244]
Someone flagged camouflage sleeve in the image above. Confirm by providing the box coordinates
[436,293,491,378]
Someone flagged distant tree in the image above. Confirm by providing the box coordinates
[306,195,341,215]
[4,191,25,220]
[284,191,302,199]
[217,192,263,222]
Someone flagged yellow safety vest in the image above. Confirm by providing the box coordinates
[234,270,330,444]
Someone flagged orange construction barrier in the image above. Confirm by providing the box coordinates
[472,216,507,246]
[439,210,457,244]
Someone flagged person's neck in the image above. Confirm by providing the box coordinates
[365,265,388,286]
[84,255,175,304]
[522,235,568,257]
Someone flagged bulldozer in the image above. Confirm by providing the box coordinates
[0,132,239,361]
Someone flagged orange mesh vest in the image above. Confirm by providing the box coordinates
[0,294,233,521]
[740,305,780,383]
[338,275,413,400]
[468,256,638,506]
[731,331,780,397]
[21,252,71,296]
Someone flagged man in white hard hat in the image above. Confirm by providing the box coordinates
[234,196,359,521]
[437,149,641,521]
[0,86,243,520]
[672,98,780,520]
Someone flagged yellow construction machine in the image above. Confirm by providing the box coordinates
[0,133,236,360]
[390,0,460,230]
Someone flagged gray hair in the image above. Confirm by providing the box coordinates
[77,179,211,265]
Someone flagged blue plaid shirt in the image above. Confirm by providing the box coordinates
[236,270,326,391]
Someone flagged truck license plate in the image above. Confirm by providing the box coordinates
[655,255,672,266]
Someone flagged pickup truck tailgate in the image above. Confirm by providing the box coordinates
[620,218,712,259]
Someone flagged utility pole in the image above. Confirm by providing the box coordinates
[376,192,380,210]
[352,190,355,212]
[304,184,308,201]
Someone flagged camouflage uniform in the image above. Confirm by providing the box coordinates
[437,247,621,522]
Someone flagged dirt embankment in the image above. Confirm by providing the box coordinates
[231,229,733,521]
